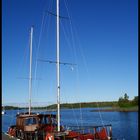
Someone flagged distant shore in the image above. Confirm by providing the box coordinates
[2,101,138,112]
[90,106,138,112]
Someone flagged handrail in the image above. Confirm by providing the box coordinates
[66,124,112,130]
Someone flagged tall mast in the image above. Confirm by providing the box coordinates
[29,26,33,115]
[56,0,60,131]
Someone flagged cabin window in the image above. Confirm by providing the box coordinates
[40,117,46,124]
[25,118,37,125]
[45,117,57,125]
[52,118,57,125]
[46,117,52,124]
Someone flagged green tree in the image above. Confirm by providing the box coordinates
[118,93,130,107]
[118,97,124,107]
[124,93,129,101]
[132,96,138,105]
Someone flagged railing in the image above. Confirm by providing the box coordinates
[13,124,112,140]
[67,124,112,137]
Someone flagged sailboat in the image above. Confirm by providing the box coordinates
[7,0,113,140]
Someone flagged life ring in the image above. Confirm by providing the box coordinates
[8,128,16,136]
[45,133,54,140]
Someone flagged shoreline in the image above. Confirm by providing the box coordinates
[90,107,138,112]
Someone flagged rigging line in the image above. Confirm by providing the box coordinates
[79,102,83,128]
[96,102,105,127]
[60,0,78,101]
[63,0,81,99]
[63,0,85,128]
[71,104,80,129]
[60,72,80,129]
[72,27,92,127]
[65,1,89,73]
[69,15,105,133]
[60,20,75,64]
[34,12,46,86]
[64,0,77,66]
[37,0,54,72]
[65,1,88,110]
[70,96,81,129]
[64,0,86,68]
[70,27,91,128]
[68,96,80,127]
[74,97,84,128]
[17,30,30,78]
[63,0,80,97]
[34,0,54,100]
[16,28,32,110]
[74,66,85,127]
[71,26,91,127]
[75,65,85,128]
[60,20,78,74]
[34,0,54,78]
[65,0,105,127]
[43,0,54,48]
[72,23,90,75]
[33,36,41,99]
[60,70,80,129]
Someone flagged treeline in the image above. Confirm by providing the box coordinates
[2,102,118,110]
[118,93,138,108]
[46,101,118,109]
[47,94,138,109]
[2,94,138,110]
[2,106,20,110]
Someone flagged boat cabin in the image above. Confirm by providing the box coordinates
[16,113,57,132]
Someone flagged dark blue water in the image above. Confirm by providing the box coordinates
[2,108,138,140]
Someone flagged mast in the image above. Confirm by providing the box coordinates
[29,26,33,115]
[56,0,60,131]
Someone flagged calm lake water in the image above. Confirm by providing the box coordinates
[2,108,138,140]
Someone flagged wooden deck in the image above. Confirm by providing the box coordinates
[2,133,19,140]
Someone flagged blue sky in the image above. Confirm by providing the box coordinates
[2,0,138,106]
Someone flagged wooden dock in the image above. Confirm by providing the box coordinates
[2,133,19,140]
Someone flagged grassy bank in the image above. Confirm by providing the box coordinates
[90,106,138,112]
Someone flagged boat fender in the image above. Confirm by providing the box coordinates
[46,133,54,140]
